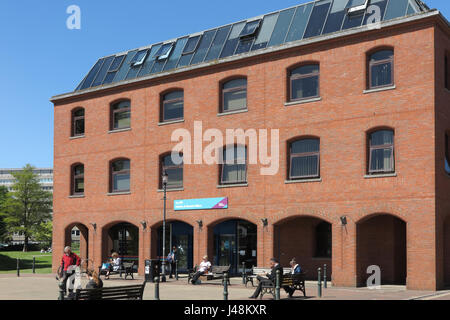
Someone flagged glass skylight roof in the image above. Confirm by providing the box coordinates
[75,0,428,92]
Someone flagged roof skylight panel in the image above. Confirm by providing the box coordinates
[220,22,246,58]
[92,56,114,87]
[112,50,138,83]
[251,13,278,51]
[303,0,332,39]
[103,55,126,85]
[384,0,409,20]
[347,0,369,14]
[204,26,232,61]
[163,37,188,71]
[285,3,314,43]
[322,0,348,35]
[137,44,162,77]
[240,20,262,39]
[268,8,296,47]
[190,29,217,65]
[79,58,104,90]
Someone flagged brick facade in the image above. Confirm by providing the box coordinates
[52,14,450,290]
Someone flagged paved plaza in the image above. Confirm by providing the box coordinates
[0,274,450,300]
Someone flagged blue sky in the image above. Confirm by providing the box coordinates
[0,0,448,168]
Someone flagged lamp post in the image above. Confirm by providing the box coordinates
[161,170,169,282]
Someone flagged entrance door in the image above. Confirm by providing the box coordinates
[218,234,236,268]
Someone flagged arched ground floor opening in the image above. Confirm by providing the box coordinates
[208,219,257,275]
[356,214,406,286]
[101,222,139,272]
[64,223,89,270]
[274,216,332,281]
[153,220,194,272]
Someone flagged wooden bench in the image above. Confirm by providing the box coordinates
[74,282,147,300]
[98,262,136,280]
[188,265,231,285]
[259,272,307,299]
[245,267,292,287]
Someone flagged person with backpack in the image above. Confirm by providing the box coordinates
[167,246,178,279]
[58,246,81,299]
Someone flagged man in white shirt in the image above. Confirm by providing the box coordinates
[191,255,211,284]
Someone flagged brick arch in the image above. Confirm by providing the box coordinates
[355,212,407,225]
[273,214,332,281]
[150,218,195,230]
[63,222,90,266]
[206,216,259,229]
[356,213,407,286]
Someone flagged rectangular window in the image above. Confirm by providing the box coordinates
[221,146,247,184]
[162,91,184,122]
[111,101,131,130]
[289,139,320,179]
[290,65,320,101]
[155,43,174,61]
[368,50,394,89]
[347,0,369,14]
[368,130,395,174]
[222,79,247,113]
[111,160,130,193]
[239,20,261,39]
[162,154,183,189]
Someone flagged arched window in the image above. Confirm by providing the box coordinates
[110,100,131,130]
[71,164,84,195]
[110,159,130,193]
[315,222,331,258]
[71,108,85,137]
[220,145,247,185]
[288,138,320,179]
[368,129,395,174]
[160,153,183,189]
[289,64,320,102]
[368,49,394,89]
[221,78,247,113]
[161,91,184,122]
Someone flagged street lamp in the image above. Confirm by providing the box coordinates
[161,170,169,282]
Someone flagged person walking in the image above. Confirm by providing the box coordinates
[59,246,81,299]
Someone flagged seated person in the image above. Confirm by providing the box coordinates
[190,255,211,284]
[249,258,283,299]
[86,269,103,289]
[283,258,302,298]
[105,252,121,279]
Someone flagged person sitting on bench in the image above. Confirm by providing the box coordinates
[249,257,283,299]
[191,255,211,284]
[283,258,302,297]
[86,269,103,289]
[105,252,121,279]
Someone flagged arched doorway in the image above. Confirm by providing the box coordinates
[274,216,332,280]
[64,223,89,269]
[210,219,257,274]
[356,214,406,286]
[156,221,193,272]
[102,222,139,271]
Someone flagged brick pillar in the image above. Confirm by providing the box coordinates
[331,220,357,287]
[52,220,65,273]
[90,226,102,272]
[138,227,145,275]
[194,224,207,265]
[259,223,274,267]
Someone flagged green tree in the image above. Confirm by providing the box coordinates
[34,220,53,248]
[0,186,9,242]
[3,165,52,251]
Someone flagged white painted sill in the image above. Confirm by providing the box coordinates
[363,85,396,94]
[217,109,248,117]
[217,183,248,189]
[107,191,131,196]
[285,178,322,184]
[364,173,397,179]
[108,128,131,134]
[284,97,322,107]
[158,119,185,126]
[70,135,85,140]
[68,195,85,199]
[157,188,184,192]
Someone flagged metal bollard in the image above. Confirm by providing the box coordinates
[317,268,322,298]
[17,258,20,277]
[58,281,65,301]
[32,257,36,274]
[242,262,246,284]
[323,264,327,289]
[223,272,229,300]
[175,260,179,281]
[154,276,160,300]
[275,270,281,300]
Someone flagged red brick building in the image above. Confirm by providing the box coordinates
[51,0,450,290]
